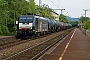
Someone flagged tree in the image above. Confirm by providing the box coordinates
[0,0,10,34]
[0,0,29,35]
[79,16,90,30]
[41,4,50,17]
[59,14,68,23]
[69,20,79,27]
[85,19,90,29]
[79,16,89,23]
[28,0,36,13]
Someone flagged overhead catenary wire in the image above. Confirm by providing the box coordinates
[49,0,60,9]
[49,0,67,15]
[57,0,64,8]
[38,0,69,16]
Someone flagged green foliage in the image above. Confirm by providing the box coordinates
[79,16,89,23]
[86,20,90,29]
[2,25,10,34]
[80,16,90,30]
[41,4,52,18]
[0,0,29,35]
[69,20,79,27]
[0,26,3,35]
[28,0,36,13]
[59,14,68,23]
[0,56,2,60]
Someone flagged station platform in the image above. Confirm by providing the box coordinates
[39,28,90,60]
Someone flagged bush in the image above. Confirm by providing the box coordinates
[0,26,3,35]
[1,25,10,35]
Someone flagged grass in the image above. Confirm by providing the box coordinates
[88,28,90,31]
[7,52,11,56]
[0,56,2,60]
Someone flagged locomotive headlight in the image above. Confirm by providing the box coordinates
[33,30,35,31]
[19,27,22,29]
[30,27,32,29]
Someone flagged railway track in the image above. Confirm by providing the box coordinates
[0,33,52,50]
[0,39,28,50]
[0,37,16,46]
[4,29,73,60]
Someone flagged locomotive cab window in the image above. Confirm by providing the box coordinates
[19,17,33,23]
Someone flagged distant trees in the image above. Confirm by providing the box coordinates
[79,16,89,23]
[79,16,90,30]
[69,20,79,27]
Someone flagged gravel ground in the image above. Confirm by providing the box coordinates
[0,31,63,59]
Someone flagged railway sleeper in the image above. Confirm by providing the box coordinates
[32,49,43,51]
[21,55,34,59]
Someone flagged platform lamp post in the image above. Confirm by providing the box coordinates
[83,9,89,35]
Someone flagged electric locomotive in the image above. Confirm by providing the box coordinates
[15,13,72,38]
[16,13,48,38]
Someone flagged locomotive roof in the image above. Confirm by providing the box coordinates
[19,15,47,20]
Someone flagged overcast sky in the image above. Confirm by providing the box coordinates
[35,0,90,18]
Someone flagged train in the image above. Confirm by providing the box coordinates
[15,13,72,38]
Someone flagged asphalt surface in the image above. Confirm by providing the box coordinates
[40,28,90,60]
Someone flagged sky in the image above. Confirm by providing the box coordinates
[34,0,90,18]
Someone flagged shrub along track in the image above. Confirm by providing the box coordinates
[4,28,73,60]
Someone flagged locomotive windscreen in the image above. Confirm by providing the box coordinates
[19,16,34,23]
